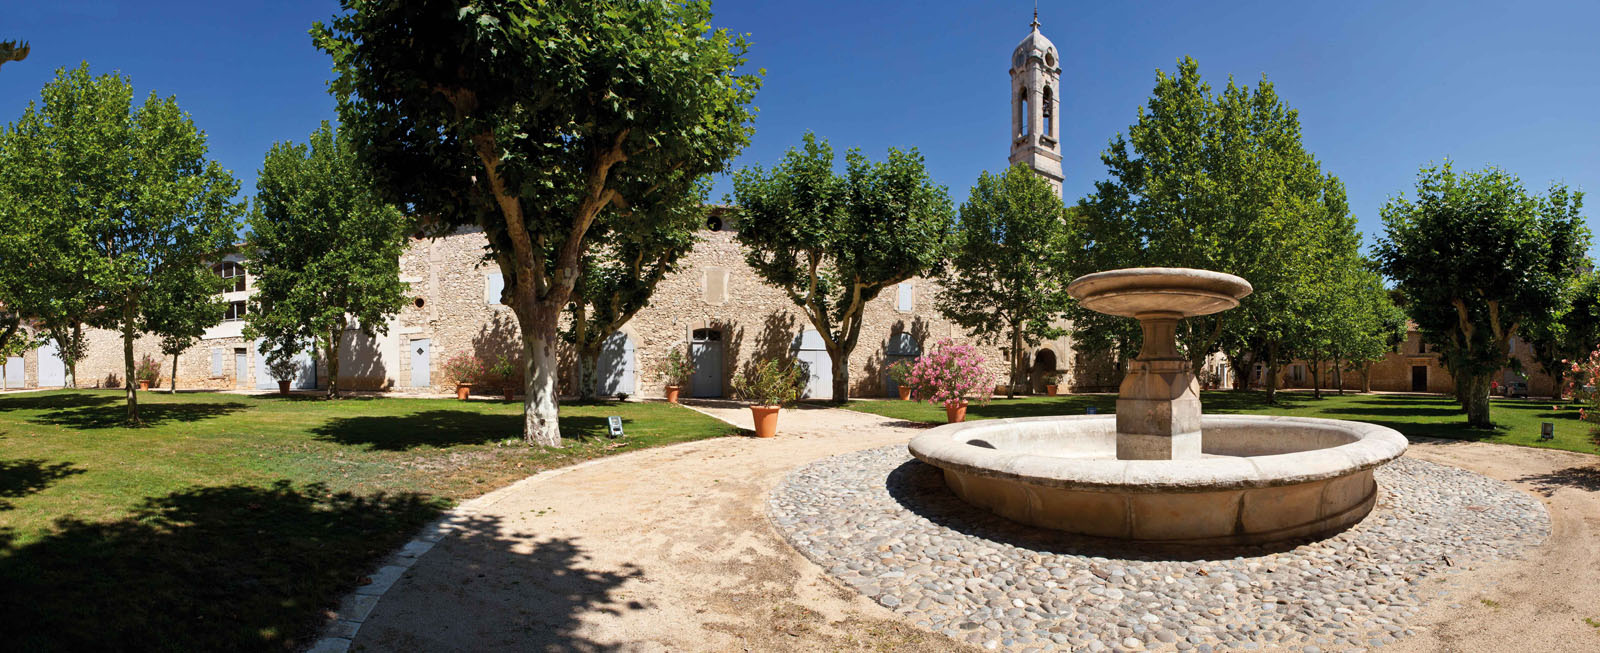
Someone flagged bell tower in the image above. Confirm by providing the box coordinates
[1008,10,1064,198]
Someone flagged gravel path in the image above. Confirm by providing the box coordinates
[769,446,1550,652]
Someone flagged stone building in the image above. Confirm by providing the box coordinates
[11,19,1105,399]
[1250,325,1560,397]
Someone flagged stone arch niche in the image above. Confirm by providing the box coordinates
[1031,347,1059,393]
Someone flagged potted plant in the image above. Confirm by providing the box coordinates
[907,339,993,423]
[659,348,694,404]
[266,355,299,395]
[487,354,519,400]
[134,353,162,391]
[1042,371,1062,396]
[442,353,485,400]
[730,358,805,438]
[887,359,914,400]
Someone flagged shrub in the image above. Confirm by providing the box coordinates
[1565,349,1600,425]
[659,348,695,386]
[135,354,162,384]
[731,359,805,407]
[886,359,914,385]
[487,353,522,390]
[441,353,486,386]
[907,339,993,405]
[266,354,299,383]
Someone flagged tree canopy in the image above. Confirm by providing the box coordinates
[245,121,410,399]
[731,133,954,401]
[936,163,1075,398]
[315,0,760,445]
[1378,162,1590,426]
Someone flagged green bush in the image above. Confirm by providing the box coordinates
[659,348,694,386]
[731,359,805,407]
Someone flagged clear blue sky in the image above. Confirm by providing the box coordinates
[5,1,1597,256]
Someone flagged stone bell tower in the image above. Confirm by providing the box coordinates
[1008,10,1064,198]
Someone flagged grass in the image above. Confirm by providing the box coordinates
[0,390,736,651]
[845,390,1600,455]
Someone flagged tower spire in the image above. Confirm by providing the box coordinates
[1032,3,1040,29]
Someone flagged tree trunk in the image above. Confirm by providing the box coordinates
[577,344,602,401]
[1309,358,1322,399]
[325,327,342,399]
[1462,372,1492,428]
[1008,326,1022,400]
[1361,363,1372,393]
[122,321,139,424]
[170,353,178,393]
[522,320,562,447]
[829,348,850,404]
[1265,342,1280,404]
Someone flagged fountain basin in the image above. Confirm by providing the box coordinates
[908,415,1409,545]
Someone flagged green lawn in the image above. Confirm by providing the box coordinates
[846,391,1600,455]
[0,390,736,651]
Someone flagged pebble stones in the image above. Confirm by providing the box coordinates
[767,446,1548,651]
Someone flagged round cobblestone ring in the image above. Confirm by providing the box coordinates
[768,445,1548,652]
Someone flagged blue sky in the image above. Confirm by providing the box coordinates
[4,1,1597,256]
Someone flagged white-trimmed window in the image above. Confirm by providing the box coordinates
[222,300,246,322]
[214,261,246,292]
[896,282,914,312]
[485,273,505,305]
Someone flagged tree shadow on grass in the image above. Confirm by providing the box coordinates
[312,410,611,451]
[0,480,441,652]
[0,392,117,412]
[29,401,252,430]
[0,458,84,510]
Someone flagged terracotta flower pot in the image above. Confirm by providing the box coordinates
[138,380,150,391]
[896,386,912,401]
[945,400,968,423]
[455,383,472,400]
[502,387,514,401]
[1046,384,1058,396]
[750,404,780,438]
[665,385,681,404]
[277,380,290,394]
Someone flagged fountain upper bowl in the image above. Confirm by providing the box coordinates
[1066,267,1253,318]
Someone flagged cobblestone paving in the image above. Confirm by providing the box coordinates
[768,446,1549,652]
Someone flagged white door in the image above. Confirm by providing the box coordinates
[689,329,722,398]
[37,340,64,387]
[795,329,831,400]
[410,339,431,388]
[254,340,317,390]
[4,356,21,389]
[595,332,636,397]
[234,349,249,389]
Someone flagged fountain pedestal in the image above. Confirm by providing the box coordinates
[1117,313,1200,459]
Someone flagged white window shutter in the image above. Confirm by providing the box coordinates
[897,282,914,312]
[211,349,223,376]
[486,273,505,305]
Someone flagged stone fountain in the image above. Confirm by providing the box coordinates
[909,267,1408,545]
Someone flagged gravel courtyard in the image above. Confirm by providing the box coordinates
[341,404,1600,652]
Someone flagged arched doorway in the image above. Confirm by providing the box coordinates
[794,329,832,400]
[1031,348,1059,394]
[596,331,636,397]
[689,328,723,398]
[884,333,920,398]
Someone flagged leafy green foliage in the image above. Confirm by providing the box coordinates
[245,121,409,399]
[1073,57,1360,402]
[315,0,759,445]
[0,63,243,417]
[1378,162,1590,426]
[659,347,695,386]
[0,40,27,69]
[731,133,954,401]
[731,358,805,407]
[936,163,1074,398]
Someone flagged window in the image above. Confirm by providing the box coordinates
[222,300,246,322]
[1019,89,1030,136]
[213,261,246,292]
[211,348,223,376]
[896,282,913,312]
[692,328,721,342]
[485,273,505,305]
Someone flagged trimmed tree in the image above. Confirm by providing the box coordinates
[245,122,409,399]
[936,163,1074,399]
[144,263,228,392]
[315,0,759,445]
[731,133,954,402]
[1377,162,1590,427]
[0,63,241,417]
[566,174,704,400]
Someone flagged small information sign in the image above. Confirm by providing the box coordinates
[607,416,624,439]
[1540,422,1554,442]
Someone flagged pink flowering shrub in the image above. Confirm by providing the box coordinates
[907,339,993,405]
[1563,349,1600,425]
